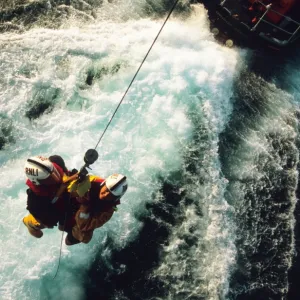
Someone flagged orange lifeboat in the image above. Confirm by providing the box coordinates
[266,0,296,24]
[248,0,297,24]
[212,0,300,50]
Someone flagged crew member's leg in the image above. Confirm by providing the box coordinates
[65,231,81,246]
[23,214,45,238]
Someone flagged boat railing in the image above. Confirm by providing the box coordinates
[220,0,300,45]
[252,1,300,43]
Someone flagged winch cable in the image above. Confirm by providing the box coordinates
[93,0,180,150]
[53,0,180,279]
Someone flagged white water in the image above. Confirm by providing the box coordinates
[0,4,241,300]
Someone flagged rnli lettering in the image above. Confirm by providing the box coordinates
[25,167,39,177]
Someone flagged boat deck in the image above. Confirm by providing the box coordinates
[219,0,256,24]
[218,0,300,46]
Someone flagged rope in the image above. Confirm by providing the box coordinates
[53,0,180,279]
[94,0,180,149]
[53,193,72,279]
[52,226,65,279]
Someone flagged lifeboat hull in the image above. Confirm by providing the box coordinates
[199,0,300,52]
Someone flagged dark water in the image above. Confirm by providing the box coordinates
[220,68,298,300]
[249,52,300,300]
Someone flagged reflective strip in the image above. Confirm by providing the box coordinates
[51,196,59,204]
[79,212,90,219]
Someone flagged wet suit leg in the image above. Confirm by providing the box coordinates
[65,231,81,246]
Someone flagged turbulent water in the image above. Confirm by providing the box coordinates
[0,1,300,300]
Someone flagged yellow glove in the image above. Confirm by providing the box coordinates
[68,176,91,197]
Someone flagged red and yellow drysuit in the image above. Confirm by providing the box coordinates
[68,175,120,244]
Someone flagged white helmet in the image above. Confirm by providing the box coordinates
[105,173,128,197]
[24,156,54,185]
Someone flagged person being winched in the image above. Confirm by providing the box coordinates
[66,173,128,246]
[23,155,78,238]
